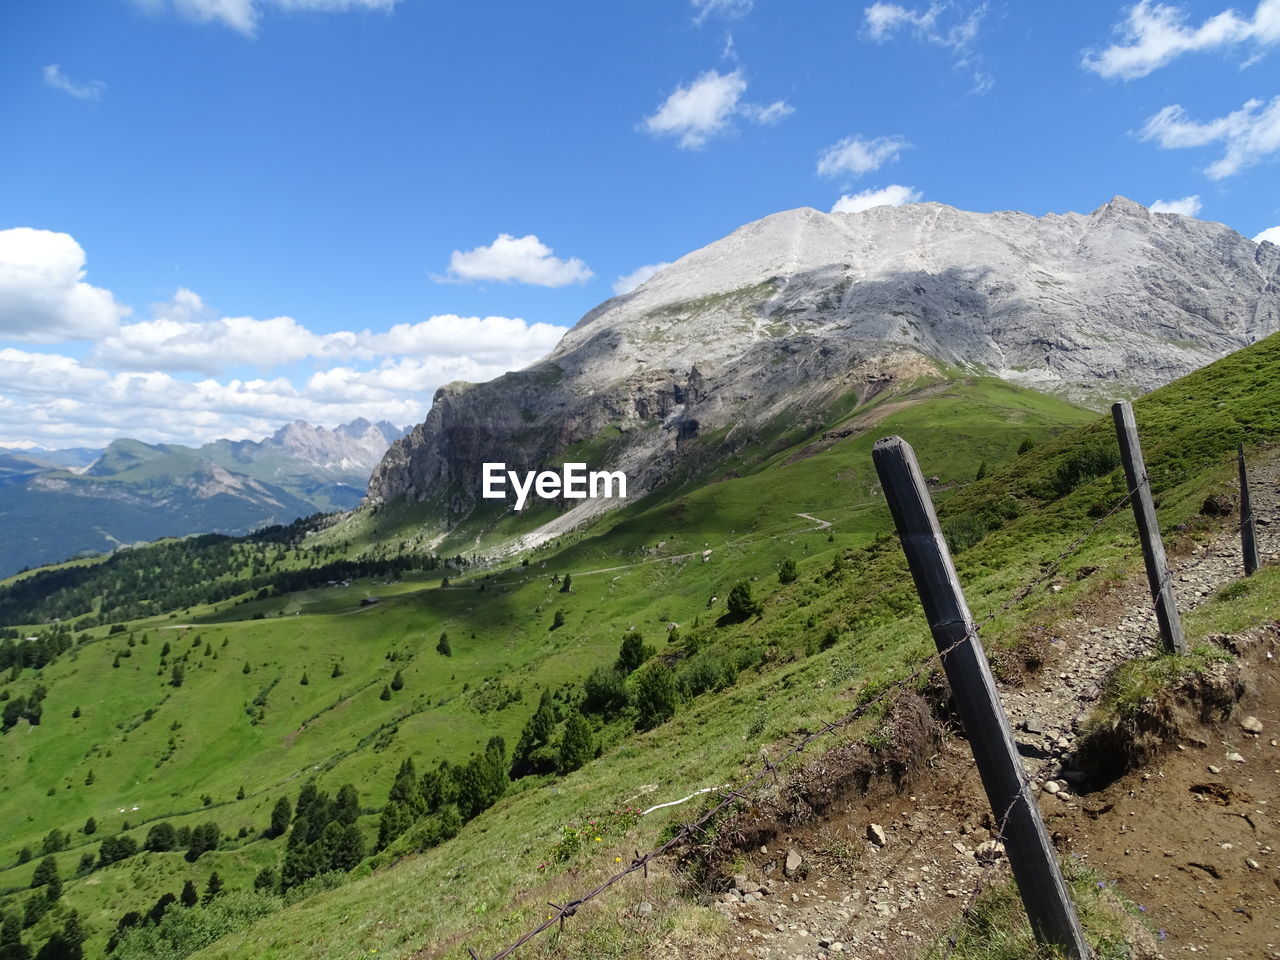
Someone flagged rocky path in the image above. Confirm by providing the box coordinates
[708,454,1280,960]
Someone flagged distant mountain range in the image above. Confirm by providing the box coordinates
[0,418,406,578]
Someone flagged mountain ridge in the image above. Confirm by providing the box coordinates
[0,419,407,577]
[366,196,1280,544]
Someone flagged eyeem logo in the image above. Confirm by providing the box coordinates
[482,463,627,512]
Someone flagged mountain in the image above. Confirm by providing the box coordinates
[367,197,1280,535]
[0,419,406,578]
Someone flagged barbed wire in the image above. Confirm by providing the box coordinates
[464,465,1237,960]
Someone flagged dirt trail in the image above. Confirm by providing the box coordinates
[708,453,1280,959]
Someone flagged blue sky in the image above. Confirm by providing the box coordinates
[1,0,1278,448]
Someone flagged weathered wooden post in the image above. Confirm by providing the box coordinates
[872,436,1091,960]
[1239,444,1260,577]
[1111,402,1187,655]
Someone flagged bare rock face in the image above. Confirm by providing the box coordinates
[367,197,1280,524]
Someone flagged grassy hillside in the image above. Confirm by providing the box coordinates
[1,332,1276,960]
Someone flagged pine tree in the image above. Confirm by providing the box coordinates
[330,662,342,678]
[726,580,761,620]
[300,672,309,686]
[557,709,594,774]
[630,661,678,730]
[560,572,572,593]
[379,685,391,701]
[30,857,57,890]
[510,690,556,778]
[145,821,176,852]
[390,670,404,691]
[615,631,652,674]
[334,784,360,825]
[0,912,29,960]
[236,784,246,800]
[436,632,451,657]
[551,609,566,629]
[81,818,95,836]
[201,872,223,904]
[179,879,198,908]
[778,557,798,584]
[975,460,988,480]
[268,796,292,838]
[253,866,278,893]
[170,664,184,688]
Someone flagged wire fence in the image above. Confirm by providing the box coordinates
[466,444,1271,960]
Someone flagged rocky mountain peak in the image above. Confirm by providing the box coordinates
[367,197,1280,538]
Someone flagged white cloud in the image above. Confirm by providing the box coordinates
[1140,96,1280,178]
[42,65,105,101]
[0,312,566,448]
[0,228,131,342]
[642,68,793,149]
[816,135,910,178]
[1149,194,1202,215]
[612,263,672,296]
[130,0,398,36]
[0,228,570,448]
[830,184,923,213]
[741,100,794,125]
[863,2,991,90]
[1083,0,1280,80]
[1255,225,1280,243]
[691,0,753,24]
[442,234,592,287]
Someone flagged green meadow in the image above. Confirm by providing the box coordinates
[1,334,1277,959]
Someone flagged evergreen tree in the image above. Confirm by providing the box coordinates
[202,872,224,904]
[726,580,762,620]
[147,892,176,925]
[144,821,176,852]
[582,666,628,717]
[510,690,556,778]
[16,848,31,865]
[40,831,65,855]
[630,661,678,731]
[253,866,278,893]
[268,796,292,838]
[294,782,317,822]
[300,672,309,686]
[560,573,572,593]
[390,670,404,691]
[75,853,93,876]
[184,822,219,862]
[975,460,988,480]
[170,664,184,688]
[379,685,392,701]
[330,662,342,678]
[334,784,360,825]
[551,609,566,629]
[436,632,451,657]
[778,557,798,584]
[179,879,198,908]
[614,631,652,674]
[30,857,57,890]
[0,911,29,960]
[557,709,593,775]
[22,895,46,930]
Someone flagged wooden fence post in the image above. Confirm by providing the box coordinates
[872,436,1091,960]
[1239,444,1260,577]
[1111,402,1187,655]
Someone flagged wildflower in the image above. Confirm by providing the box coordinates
[1138,905,1146,913]
[1158,930,1168,941]
[615,856,622,863]
[1096,881,1105,889]
[595,836,602,842]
